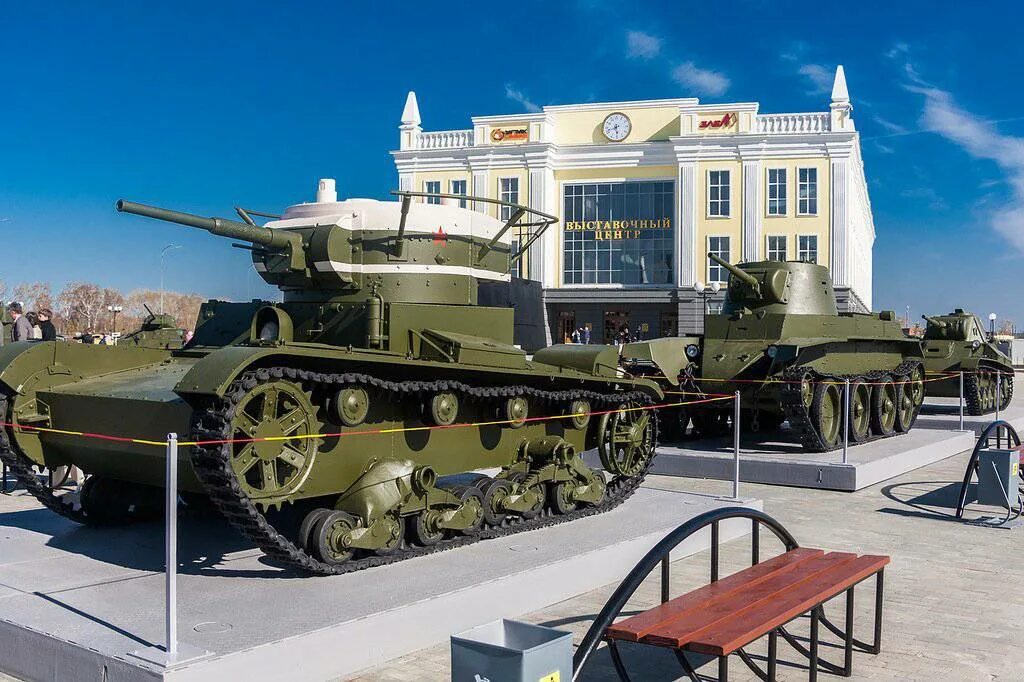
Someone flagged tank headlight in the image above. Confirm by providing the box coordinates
[971,340,981,350]
[766,345,779,359]
[685,344,701,359]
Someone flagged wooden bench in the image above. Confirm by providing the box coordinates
[573,510,889,682]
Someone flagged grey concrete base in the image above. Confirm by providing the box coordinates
[916,394,1024,436]
[652,425,975,492]
[0,488,759,682]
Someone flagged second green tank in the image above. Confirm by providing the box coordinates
[921,309,1013,414]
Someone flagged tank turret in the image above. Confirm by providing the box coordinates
[709,254,838,316]
[922,315,947,330]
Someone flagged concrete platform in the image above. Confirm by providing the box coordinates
[0,486,760,682]
[916,393,1024,435]
[652,422,975,492]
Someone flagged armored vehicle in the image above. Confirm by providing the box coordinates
[665,255,925,451]
[119,304,186,350]
[0,181,660,575]
[921,309,1013,414]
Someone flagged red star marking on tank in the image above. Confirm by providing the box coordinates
[433,226,448,244]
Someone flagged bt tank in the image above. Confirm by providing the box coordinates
[118,304,186,350]
[0,181,661,575]
[921,309,1013,414]
[673,255,925,451]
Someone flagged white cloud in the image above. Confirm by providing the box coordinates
[905,74,1024,251]
[504,84,540,113]
[798,64,833,95]
[671,62,729,97]
[886,42,910,60]
[626,30,661,60]
[872,115,908,134]
[899,187,948,211]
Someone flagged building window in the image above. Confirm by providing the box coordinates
[562,181,675,286]
[450,179,467,208]
[767,168,787,216]
[708,236,730,283]
[766,235,787,261]
[798,168,817,215]
[424,180,440,204]
[708,170,730,217]
[798,235,818,264]
[499,177,519,221]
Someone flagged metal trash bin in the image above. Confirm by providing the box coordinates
[451,618,572,682]
[978,448,1020,506]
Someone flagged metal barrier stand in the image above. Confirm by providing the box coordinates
[959,372,965,432]
[733,391,741,500]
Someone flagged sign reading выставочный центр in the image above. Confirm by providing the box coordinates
[562,218,672,241]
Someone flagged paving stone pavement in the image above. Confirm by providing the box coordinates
[346,448,1024,681]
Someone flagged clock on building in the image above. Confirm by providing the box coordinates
[602,112,631,141]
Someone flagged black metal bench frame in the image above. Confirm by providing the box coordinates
[572,507,885,681]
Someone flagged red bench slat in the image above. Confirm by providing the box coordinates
[606,548,824,642]
[641,552,859,648]
[685,555,890,656]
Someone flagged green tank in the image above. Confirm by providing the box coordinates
[0,183,661,575]
[921,309,1013,414]
[640,255,925,451]
[118,304,186,350]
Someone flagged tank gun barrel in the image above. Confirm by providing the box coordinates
[922,315,947,329]
[708,253,760,294]
[115,200,296,251]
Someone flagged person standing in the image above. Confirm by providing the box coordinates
[583,324,591,344]
[570,327,581,344]
[8,303,32,342]
[37,309,57,341]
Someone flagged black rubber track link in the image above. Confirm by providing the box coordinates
[188,367,659,576]
[780,359,924,453]
[964,368,1013,416]
[0,396,89,523]
[1000,373,1014,411]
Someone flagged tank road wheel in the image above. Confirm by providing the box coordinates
[547,481,577,515]
[229,380,320,507]
[870,377,898,437]
[505,397,529,428]
[894,375,918,434]
[597,402,656,477]
[429,391,459,426]
[999,371,1014,410]
[508,472,546,520]
[907,365,926,409]
[568,400,591,430]
[847,380,872,442]
[299,507,334,553]
[408,510,446,547]
[454,486,485,536]
[478,478,513,526]
[313,510,359,565]
[810,383,842,449]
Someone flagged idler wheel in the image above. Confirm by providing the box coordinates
[810,382,842,448]
[847,380,872,442]
[798,371,816,410]
[870,376,897,437]
[299,507,334,553]
[314,510,359,565]
[907,365,926,408]
[478,478,513,526]
[505,397,529,428]
[598,402,656,476]
[547,481,577,515]
[333,386,370,426]
[429,391,459,426]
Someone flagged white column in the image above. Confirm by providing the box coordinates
[677,162,698,287]
[471,170,488,213]
[830,159,849,287]
[528,168,551,283]
[742,160,762,261]
[398,172,414,193]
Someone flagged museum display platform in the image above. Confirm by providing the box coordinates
[915,396,1024,435]
[0,486,760,682]
[651,424,976,492]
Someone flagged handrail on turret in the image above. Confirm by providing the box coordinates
[391,190,559,272]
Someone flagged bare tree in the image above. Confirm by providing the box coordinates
[57,282,106,334]
[12,282,53,312]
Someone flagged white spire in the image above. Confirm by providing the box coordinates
[831,65,849,103]
[400,91,421,126]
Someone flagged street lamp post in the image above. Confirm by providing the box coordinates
[989,312,998,338]
[107,305,123,335]
[160,245,183,314]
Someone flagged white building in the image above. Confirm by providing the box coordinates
[392,66,874,344]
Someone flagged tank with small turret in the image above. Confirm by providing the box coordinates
[117,304,186,350]
[623,254,926,451]
[0,180,661,575]
[920,309,1013,414]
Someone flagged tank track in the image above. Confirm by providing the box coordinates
[187,367,658,575]
[0,395,90,523]
[780,359,923,453]
[964,368,1014,416]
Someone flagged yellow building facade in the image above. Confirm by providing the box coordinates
[391,66,873,344]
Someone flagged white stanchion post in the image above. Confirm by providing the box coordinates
[166,433,178,659]
[842,379,850,465]
[996,373,1002,423]
[732,390,740,500]
[959,372,965,432]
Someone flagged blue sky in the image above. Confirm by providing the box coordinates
[2,1,1023,325]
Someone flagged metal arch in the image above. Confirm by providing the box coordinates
[956,420,1022,519]
[572,506,799,681]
